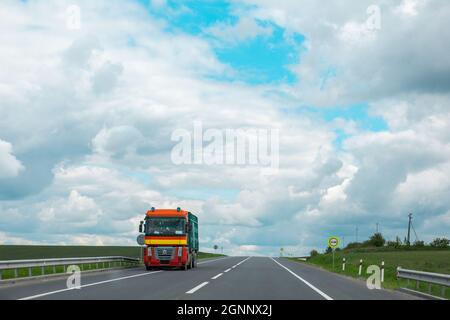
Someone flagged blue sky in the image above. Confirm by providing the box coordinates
[0,0,449,256]
[139,0,304,84]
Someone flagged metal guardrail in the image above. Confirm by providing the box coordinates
[397,267,449,298]
[0,256,140,280]
[397,267,450,287]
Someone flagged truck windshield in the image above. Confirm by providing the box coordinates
[146,218,186,236]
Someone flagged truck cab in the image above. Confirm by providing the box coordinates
[139,207,199,271]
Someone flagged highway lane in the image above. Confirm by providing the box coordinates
[185,257,417,300]
[0,257,239,300]
[0,257,419,300]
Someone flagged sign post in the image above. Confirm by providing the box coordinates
[137,235,145,263]
[328,236,340,270]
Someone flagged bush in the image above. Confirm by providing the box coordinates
[430,238,450,248]
[325,246,333,254]
[367,233,386,247]
[413,241,425,247]
[386,241,397,247]
[310,250,319,257]
[345,242,362,249]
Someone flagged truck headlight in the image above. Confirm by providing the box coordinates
[178,247,183,257]
[147,247,152,257]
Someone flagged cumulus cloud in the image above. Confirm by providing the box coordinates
[244,0,450,104]
[206,17,273,45]
[0,139,24,178]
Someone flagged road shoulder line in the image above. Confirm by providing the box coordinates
[271,258,333,300]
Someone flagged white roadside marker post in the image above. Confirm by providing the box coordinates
[342,258,346,271]
[359,259,363,276]
[381,261,385,283]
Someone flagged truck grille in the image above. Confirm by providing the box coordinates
[155,247,175,260]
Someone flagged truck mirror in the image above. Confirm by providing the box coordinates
[185,223,191,233]
[139,221,143,233]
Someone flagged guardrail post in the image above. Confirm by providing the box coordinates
[381,261,385,283]
[342,258,346,271]
[358,259,363,276]
[41,266,45,276]
[28,267,32,277]
[14,268,18,278]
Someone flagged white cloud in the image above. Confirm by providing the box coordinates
[207,17,273,45]
[92,126,144,157]
[0,139,24,178]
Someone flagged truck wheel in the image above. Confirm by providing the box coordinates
[146,266,152,271]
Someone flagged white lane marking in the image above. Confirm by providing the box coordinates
[19,270,163,301]
[224,257,251,273]
[271,258,333,300]
[211,273,223,280]
[186,281,209,294]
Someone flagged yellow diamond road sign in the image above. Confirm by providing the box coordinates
[328,236,340,249]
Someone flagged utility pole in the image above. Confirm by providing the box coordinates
[407,213,413,246]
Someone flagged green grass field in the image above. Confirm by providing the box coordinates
[0,245,225,280]
[0,245,143,260]
[293,249,450,299]
[0,245,225,261]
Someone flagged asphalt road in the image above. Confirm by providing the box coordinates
[0,257,419,300]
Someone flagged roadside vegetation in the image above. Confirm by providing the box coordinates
[0,245,142,261]
[0,245,226,281]
[197,252,226,260]
[0,245,226,261]
[295,234,450,299]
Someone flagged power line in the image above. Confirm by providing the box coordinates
[411,221,419,242]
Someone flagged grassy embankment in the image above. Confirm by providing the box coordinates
[291,248,450,299]
[0,245,225,280]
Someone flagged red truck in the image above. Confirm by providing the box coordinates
[139,207,199,270]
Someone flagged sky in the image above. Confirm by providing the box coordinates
[0,0,449,256]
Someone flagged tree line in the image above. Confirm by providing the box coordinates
[310,234,449,256]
